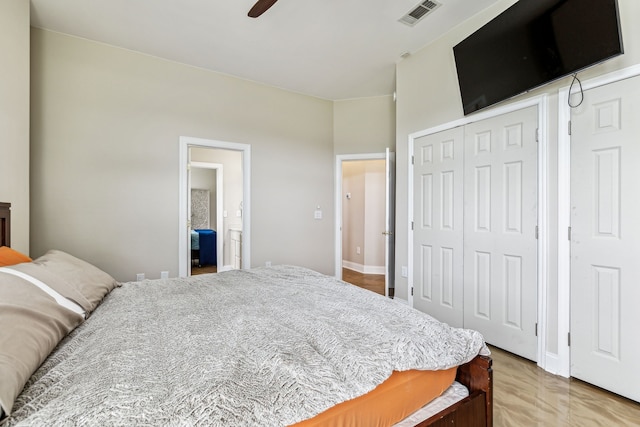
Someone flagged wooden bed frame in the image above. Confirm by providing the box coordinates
[416,355,493,427]
[0,201,492,426]
[0,202,10,247]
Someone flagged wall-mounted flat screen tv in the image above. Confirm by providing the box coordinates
[453,0,623,115]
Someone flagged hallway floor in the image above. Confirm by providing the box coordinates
[341,268,389,297]
[191,265,217,275]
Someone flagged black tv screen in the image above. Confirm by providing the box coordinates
[453,0,623,115]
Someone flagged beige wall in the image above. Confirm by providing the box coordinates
[0,0,29,253]
[30,28,334,281]
[395,0,640,356]
[362,160,385,269]
[333,96,396,155]
[333,96,395,274]
[342,162,365,265]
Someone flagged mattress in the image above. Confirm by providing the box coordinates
[393,381,470,427]
[292,367,457,427]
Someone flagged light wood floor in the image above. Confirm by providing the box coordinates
[491,346,640,426]
[191,265,217,275]
[341,268,388,297]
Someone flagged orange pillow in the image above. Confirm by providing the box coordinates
[0,246,32,267]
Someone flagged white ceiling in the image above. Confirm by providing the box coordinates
[29,0,501,100]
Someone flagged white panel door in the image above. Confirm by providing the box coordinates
[463,106,538,361]
[570,75,640,402]
[413,127,464,328]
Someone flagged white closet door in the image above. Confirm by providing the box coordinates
[570,74,640,402]
[463,106,538,361]
[413,126,464,328]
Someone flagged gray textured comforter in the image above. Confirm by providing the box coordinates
[5,266,486,426]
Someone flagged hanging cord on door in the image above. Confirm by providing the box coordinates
[568,73,584,108]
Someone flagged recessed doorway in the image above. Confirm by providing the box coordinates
[335,150,395,297]
[179,137,251,277]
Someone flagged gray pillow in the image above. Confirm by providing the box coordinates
[0,250,119,415]
[0,271,84,415]
[29,250,119,314]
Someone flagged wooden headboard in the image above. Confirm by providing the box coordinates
[0,202,10,247]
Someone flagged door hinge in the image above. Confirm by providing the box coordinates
[568,226,572,241]
[568,332,571,347]
[411,155,415,165]
[535,323,538,337]
[535,226,539,240]
[535,128,539,142]
[411,221,414,231]
[411,287,414,296]
[568,120,572,136]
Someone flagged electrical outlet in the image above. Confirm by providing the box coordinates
[136,273,145,281]
[265,261,272,267]
[356,246,361,255]
[160,271,169,279]
[401,266,408,278]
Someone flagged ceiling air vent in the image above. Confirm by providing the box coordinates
[399,0,442,27]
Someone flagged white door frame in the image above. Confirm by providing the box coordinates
[557,63,640,378]
[179,136,251,277]
[334,152,387,282]
[190,161,224,271]
[408,94,549,370]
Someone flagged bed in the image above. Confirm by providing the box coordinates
[0,207,492,426]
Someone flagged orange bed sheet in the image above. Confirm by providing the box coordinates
[291,367,457,427]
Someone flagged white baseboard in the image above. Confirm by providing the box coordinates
[544,352,561,376]
[342,261,385,275]
[393,297,409,306]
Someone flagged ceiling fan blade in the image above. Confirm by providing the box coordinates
[248,0,279,18]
